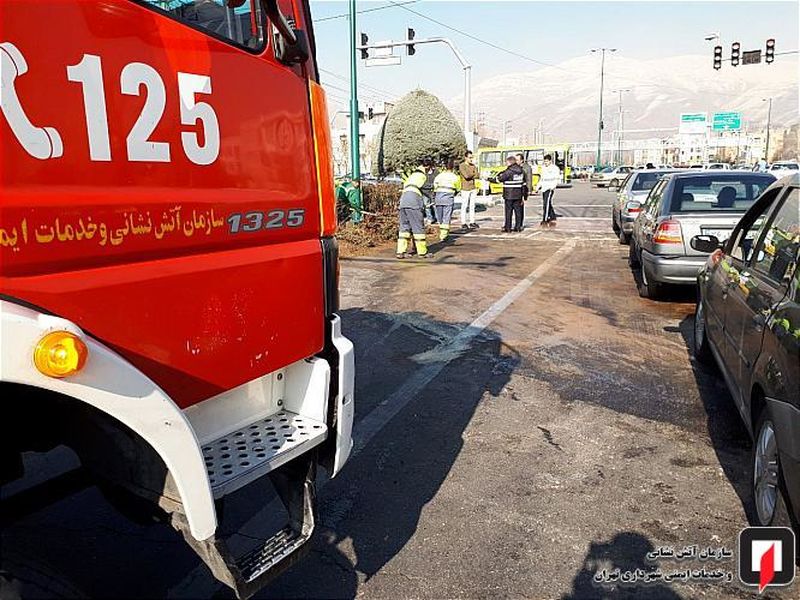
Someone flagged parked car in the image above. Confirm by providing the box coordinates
[591,165,633,188]
[769,161,800,180]
[706,162,731,170]
[693,174,799,527]
[612,169,684,244]
[629,171,776,298]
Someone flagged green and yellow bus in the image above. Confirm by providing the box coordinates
[477,144,572,195]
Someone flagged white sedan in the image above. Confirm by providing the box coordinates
[769,161,799,179]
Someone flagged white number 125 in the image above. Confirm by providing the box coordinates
[66,54,219,165]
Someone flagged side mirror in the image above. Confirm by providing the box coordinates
[263,0,310,64]
[691,234,721,253]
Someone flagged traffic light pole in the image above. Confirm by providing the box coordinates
[357,37,473,151]
[348,0,360,182]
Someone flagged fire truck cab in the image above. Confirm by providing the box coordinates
[0,1,353,597]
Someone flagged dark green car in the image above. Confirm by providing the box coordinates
[694,174,800,528]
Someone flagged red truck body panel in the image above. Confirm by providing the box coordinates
[0,1,326,407]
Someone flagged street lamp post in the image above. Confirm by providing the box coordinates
[763,97,773,162]
[348,0,360,181]
[591,48,616,169]
[612,88,631,165]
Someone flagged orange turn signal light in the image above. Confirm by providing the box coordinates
[34,331,88,378]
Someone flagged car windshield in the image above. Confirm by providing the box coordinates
[632,171,675,191]
[669,175,774,213]
[773,163,799,170]
[601,167,614,173]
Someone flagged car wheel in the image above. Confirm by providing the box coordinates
[693,299,714,365]
[618,228,629,245]
[751,411,794,528]
[638,260,663,299]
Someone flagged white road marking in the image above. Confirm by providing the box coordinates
[351,238,577,455]
[169,239,576,598]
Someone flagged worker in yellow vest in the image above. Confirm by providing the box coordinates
[396,165,429,259]
[433,158,461,241]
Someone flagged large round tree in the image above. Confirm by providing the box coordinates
[372,90,467,176]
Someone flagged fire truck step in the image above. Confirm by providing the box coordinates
[202,410,327,499]
[237,525,306,581]
[173,455,317,599]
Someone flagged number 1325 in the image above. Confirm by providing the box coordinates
[227,209,305,233]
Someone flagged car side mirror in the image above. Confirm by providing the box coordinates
[691,234,721,253]
[262,0,310,64]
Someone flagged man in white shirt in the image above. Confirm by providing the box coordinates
[536,154,561,228]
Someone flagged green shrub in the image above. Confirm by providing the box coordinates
[372,90,467,176]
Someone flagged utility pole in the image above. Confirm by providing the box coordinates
[591,48,617,169]
[348,0,360,181]
[612,88,630,165]
[763,97,773,162]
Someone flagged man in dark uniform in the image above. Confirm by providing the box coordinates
[497,155,525,232]
[516,153,533,230]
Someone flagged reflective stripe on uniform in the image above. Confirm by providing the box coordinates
[413,233,428,255]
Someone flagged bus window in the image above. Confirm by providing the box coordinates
[527,149,544,165]
[480,151,502,168]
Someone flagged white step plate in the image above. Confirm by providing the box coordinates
[202,410,327,498]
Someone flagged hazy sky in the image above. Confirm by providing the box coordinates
[309,1,799,110]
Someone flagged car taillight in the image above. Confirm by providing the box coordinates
[654,219,683,244]
[625,201,641,213]
[309,81,337,237]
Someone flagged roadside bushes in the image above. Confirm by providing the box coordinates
[336,181,400,252]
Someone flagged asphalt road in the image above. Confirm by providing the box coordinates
[2,182,788,599]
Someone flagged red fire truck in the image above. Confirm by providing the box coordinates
[0,1,353,597]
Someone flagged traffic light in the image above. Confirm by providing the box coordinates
[765,38,775,63]
[731,42,740,66]
[406,28,416,56]
[367,107,374,120]
[713,45,722,70]
[360,32,368,59]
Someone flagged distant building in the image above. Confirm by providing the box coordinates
[331,102,394,176]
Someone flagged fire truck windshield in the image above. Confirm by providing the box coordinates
[141,0,265,50]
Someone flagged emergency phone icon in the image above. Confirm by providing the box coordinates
[1,42,63,160]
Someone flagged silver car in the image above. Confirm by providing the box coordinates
[628,171,776,298]
[591,165,633,188]
[612,169,685,244]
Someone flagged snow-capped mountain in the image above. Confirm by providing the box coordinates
[451,54,798,141]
